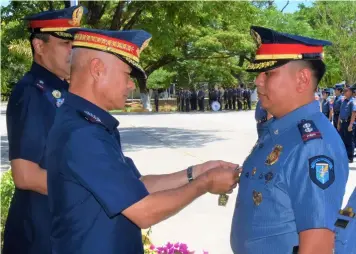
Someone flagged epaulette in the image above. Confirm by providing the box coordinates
[79,110,106,127]
[297,119,322,143]
[32,79,65,108]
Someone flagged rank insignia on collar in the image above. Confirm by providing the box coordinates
[55,98,64,108]
[52,90,61,99]
[265,145,283,165]
[309,155,335,189]
[253,190,262,206]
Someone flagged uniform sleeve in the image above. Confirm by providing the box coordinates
[352,101,356,111]
[64,127,149,218]
[124,156,142,178]
[7,86,46,163]
[285,139,348,233]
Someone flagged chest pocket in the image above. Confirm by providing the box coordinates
[242,141,297,240]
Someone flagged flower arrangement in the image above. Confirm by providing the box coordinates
[142,228,208,254]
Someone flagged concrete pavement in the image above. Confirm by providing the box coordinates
[0,105,355,253]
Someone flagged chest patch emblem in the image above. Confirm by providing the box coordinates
[309,155,335,189]
[265,145,283,165]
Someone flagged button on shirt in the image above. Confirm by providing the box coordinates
[45,92,149,254]
[230,100,348,254]
[4,62,68,254]
[339,98,356,120]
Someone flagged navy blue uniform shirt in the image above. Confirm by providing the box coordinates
[231,100,348,254]
[4,62,68,254]
[321,98,332,117]
[339,97,356,120]
[333,95,343,114]
[45,92,149,254]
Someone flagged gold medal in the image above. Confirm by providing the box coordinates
[252,167,257,176]
[218,194,229,206]
[252,190,262,206]
[52,90,61,99]
[265,145,283,165]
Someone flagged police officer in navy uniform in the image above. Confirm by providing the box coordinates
[337,85,356,163]
[334,187,356,254]
[255,99,272,139]
[333,84,344,129]
[321,88,333,121]
[230,26,348,254]
[3,6,85,254]
[197,87,205,111]
[44,28,239,254]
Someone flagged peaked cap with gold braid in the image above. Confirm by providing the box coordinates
[24,6,87,40]
[246,26,332,73]
[68,28,152,81]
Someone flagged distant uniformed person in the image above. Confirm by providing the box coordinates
[237,86,243,110]
[152,89,159,112]
[334,187,356,254]
[224,88,228,109]
[190,88,197,110]
[44,28,239,254]
[333,84,344,129]
[3,6,85,254]
[184,89,191,112]
[180,89,185,112]
[197,88,205,111]
[321,88,333,121]
[231,26,348,254]
[338,85,356,163]
[255,99,272,138]
[232,87,237,110]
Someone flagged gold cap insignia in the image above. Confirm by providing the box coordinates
[251,29,262,48]
[265,145,283,165]
[69,6,83,27]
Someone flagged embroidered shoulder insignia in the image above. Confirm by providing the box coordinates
[33,79,46,91]
[309,155,335,189]
[298,120,322,143]
[80,110,102,124]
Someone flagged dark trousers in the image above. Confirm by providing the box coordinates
[198,99,204,111]
[333,113,339,129]
[185,99,190,112]
[340,121,354,160]
[180,100,185,112]
[247,99,251,110]
[154,99,159,112]
[232,97,236,110]
[237,99,242,110]
[228,99,232,110]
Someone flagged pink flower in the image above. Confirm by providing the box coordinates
[150,244,155,250]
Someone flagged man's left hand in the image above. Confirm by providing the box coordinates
[193,160,239,179]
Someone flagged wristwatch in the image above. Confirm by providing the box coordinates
[187,166,194,182]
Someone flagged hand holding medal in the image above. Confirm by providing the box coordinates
[218,165,242,206]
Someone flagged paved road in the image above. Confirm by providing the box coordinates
[1,103,355,253]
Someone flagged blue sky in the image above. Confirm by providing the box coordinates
[1,0,313,12]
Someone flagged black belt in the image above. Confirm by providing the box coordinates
[340,118,351,123]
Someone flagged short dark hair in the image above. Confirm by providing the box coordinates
[29,33,50,55]
[301,60,326,85]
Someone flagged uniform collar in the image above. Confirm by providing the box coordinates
[268,100,320,139]
[30,62,69,90]
[65,92,119,132]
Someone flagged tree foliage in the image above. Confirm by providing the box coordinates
[1,0,355,99]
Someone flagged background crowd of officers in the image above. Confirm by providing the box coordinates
[175,86,252,112]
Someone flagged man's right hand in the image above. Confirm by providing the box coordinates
[205,167,239,195]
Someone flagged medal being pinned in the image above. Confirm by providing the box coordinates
[218,165,242,207]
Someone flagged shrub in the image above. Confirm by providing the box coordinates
[1,170,15,247]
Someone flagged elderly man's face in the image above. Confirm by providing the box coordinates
[97,56,135,110]
[255,63,298,116]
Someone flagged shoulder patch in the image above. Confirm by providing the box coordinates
[33,79,46,91]
[308,155,335,189]
[298,120,322,143]
[80,110,102,124]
